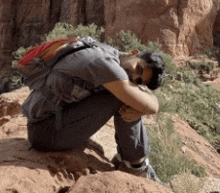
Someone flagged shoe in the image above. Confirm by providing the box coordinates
[111,153,161,183]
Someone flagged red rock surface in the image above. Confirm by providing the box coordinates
[0,86,220,192]
[68,171,172,193]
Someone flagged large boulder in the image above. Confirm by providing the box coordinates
[0,136,174,193]
[67,171,172,193]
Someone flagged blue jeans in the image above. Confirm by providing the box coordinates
[27,90,151,162]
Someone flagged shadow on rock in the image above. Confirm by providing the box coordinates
[0,137,114,182]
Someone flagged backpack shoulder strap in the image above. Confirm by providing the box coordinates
[46,39,96,67]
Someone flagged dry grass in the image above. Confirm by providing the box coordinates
[170,172,205,193]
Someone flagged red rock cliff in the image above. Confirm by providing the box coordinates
[104,0,220,56]
[0,0,219,73]
[0,0,104,73]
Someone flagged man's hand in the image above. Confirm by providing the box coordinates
[119,104,145,122]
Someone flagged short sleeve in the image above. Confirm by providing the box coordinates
[86,55,129,87]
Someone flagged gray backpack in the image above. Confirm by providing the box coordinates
[18,38,97,91]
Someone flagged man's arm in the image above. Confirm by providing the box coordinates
[118,104,145,122]
[103,80,159,115]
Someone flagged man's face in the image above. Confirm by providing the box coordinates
[122,56,153,85]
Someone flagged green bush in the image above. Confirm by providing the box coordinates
[104,37,120,50]
[191,61,213,74]
[12,23,105,67]
[117,30,147,51]
[148,114,207,183]
[44,22,104,42]
[155,63,220,150]
[115,30,162,53]
[170,171,204,193]
[12,46,32,68]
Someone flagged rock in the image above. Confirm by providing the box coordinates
[0,121,173,193]
[213,9,220,47]
[0,114,27,139]
[205,77,220,89]
[105,0,219,56]
[0,86,30,105]
[0,86,174,193]
[67,171,173,193]
[0,86,30,119]
[200,177,220,193]
[0,97,21,118]
[0,138,74,193]
[1,86,220,192]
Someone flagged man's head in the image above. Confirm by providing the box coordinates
[121,49,165,90]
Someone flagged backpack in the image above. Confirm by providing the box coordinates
[17,36,97,91]
[18,37,79,66]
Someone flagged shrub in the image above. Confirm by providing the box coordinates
[117,30,147,51]
[12,46,32,68]
[12,23,105,67]
[191,61,213,74]
[155,62,220,150]
[148,114,207,183]
[44,22,104,42]
[116,30,162,53]
[170,172,204,193]
[104,37,120,50]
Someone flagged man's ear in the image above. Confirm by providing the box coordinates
[128,49,140,57]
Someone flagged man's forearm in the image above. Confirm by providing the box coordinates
[137,85,159,114]
[103,80,159,115]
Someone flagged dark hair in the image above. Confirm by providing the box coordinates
[139,51,165,90]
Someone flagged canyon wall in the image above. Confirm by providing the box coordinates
[0,0,219,73]
[104,0,220,56]
[0,0,104,73]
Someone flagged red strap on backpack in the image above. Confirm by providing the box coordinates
[18,37,79,66]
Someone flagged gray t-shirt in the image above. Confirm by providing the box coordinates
[22,37,129,122]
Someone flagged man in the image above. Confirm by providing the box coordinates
[21,36,165,181]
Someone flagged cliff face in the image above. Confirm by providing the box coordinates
[213,8,220,46]
[0,0,105,73]
[0,1,50,72]
[105,0,220,56]
[0,0,219,72]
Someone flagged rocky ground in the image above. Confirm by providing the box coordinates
[0,86,220,193]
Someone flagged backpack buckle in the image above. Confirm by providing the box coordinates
[81,39,97,48]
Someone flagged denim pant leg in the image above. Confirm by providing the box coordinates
[114,113,151,163]
[28,90,122,151]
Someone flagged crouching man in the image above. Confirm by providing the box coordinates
[20,37,165,181]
